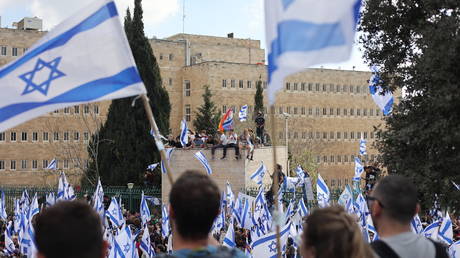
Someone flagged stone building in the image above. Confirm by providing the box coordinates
[0,27,385,187]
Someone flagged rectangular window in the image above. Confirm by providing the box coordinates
[357,132,362,139]
[64,107,70,114]
[21,132,27,142]
[222,105,227,114]
[350,132,355,139]
[308,83,313,91]
[293,132,298,139]
[94,105,99,114]
[74,105,80,114]
[316,132,321,139]
[185,104,191,122]
[21,160,27,169]
[293,107,298,115]
[0,160,4,170]
[43,132,49,142]
[376,109,380,116]
[43,160,48,169]
[231,80,235,88]
[329,108,334,115]
[286,106,291,114]
[308,108,312,115]
[322,84,327,92]
[344,155,349,163]
[169,53,174,60]
[10,160,16,170]
[323,132,327,139]
[293,83,298,91]
[336,84,341,92]
[301,83,305,91]
[302,132,306,139]
[184,80,191,97]
[301,107,306,115]
[329,84,335,92]
[12,47,18,56]
[0,46,6,56]
[64,131,69,141]
[370,109,374,116]
[286,82,291,90]
[351,154,355,161]
[315,83,320,91]
[32,132,38,142]
[53,132,59,141]
[84,132,89,142]
[330,155,335,163]
[247,81,252,88]
[363,109,367,116]
[10,132,16,142]
[350,85,354,93]
[323,156,327,163]
[74,132,80,141]
[239,80,244,88]
[337,132,341,139]
[32,160,37,169]
[336,108,341,116]
[344,132,348,139]
[343,85,348,92]
[64,160,69,169]
[168,78,173,86]
[315,108,320,116]
[278,107,283,114]
[84,105,90,114]
[309,132,313,139]
[322,108,327,115]
[53,109,59,114]
[222,79,227,88]
[316,156,320,163]
[357,109,361,116]
[343,108,348,116]
[350,108,354,116]
[356,85,361,93]
[0,132,4,141]
[370,131,374,139]
[364,132,368,139]
[330,131,334,139]
[279,132,283,139]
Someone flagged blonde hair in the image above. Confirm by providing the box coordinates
[302,205,374,258]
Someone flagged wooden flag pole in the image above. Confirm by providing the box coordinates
[141,94,174,185]
[270,106,282,258]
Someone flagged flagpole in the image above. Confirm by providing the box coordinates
[141,94,174,185]
[269,105,282,258]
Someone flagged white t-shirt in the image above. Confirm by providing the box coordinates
[227,133,238,144]
[220,134,228,145]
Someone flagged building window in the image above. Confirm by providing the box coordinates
[315,83,320,91]
[363,108,367,116]
[316,132,320,139]
[43,160,48,169]
[231,80,235,88]
[168,78,173,86]
[64,160,69,169]
[278,107,283,114]
[94,105,99,114]
[21,160,27,169]
[32,132,38,142]
[64,131,69,141]
[10,160,16,170]
[0,132,4,142]
[53,132,59,141]
[84,132,89,142]
[184,80,191,97]
[64,107,70,114]
[168,53,174,60]
[308,83,313,91]
[357,109,361,116]
[0,160,4,170]
[315,108,320,116]
[10,132,16,142]
[337,155,342,162]
[293,107,298,115]
[308,108,312,115]
[301,83,305,91]
[323,132,327,139]
[74,132,80,141]
[185,105,191,122]
[343,108,348,116]
[337,132,341,139]
[23,48,28,54]
[293,132,298,139]
[357,132,362,139]
[12,47,18,56]
[222,105,227,114]
[364,132,368,139]
[222,79,227,88]
[330,131,334,139]
[350,131,355,139]
[330,155,335,163]
[43,132,49,142]
[329,84,335,92]
[344,155,349,163]
[322,108,327,115]
[329,108,334,115]
[53,109,59,114]
[343,131,348,139]
[247,81,252,88]
[0,46,6,56]
[32,160,38,169]
[239,80,244,88]
[336,108,341,116]
[301,107,306,115]
[293,83,298,91]
[309,132,314,139]
[356,85,361,93]
[286,106,291,114]
[351,154,355,161]
[74,105,80,114]
[322,84,327,92]
[336,84,341,92]
[370,131,374,139]
[350,108,354,116]
[159,53,163,60]
[376,109,380,116]
[279,132,283,139]
[286,82,291,90]
[350,85,354,93]
[302,132,306,139]
[84,105,90,114]
[370,109,374,116]
[323,156,327,163]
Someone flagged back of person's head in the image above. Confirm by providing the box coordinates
[372,175,418,224]
[35,201,104,258]
[301,206,373,258]
[169,170,220,240]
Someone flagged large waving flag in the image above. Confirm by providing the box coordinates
[161,148,174,174]
[194,151,213,175]
[239,105,248,122]
[352,157,364,181]
[251,222,291,258]
[140,224,155,257]
[4,221,15,256]
[316,173,330,208]
[0,0,146,132]
[338,184,353,208]
[250,162,267,185]
[423,221,440,241]
[265,0,362,104]
[112,224,137,258]
[218,108,234,132]
[450,241,460,258]
[369,66,393,115]
[180,119,188,147]
[46,159,57,170]
[438,212,453,245]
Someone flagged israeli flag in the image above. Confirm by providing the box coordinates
[298,198,309,218]
[316,173,330,208]
[161,204,170,238]
[352,157,364,181]
[410,214,423,234]
[4,222,15,256]
[226,181,235,208]
[251,222,291,258]
[423,221,440,241]
[27,194,39,222]
[46,159,57,170]
[20,222,37,257]
[438,212,453,245]
[369,66,393,115]
[240,198,254,230]
[367,215,379,241]
[0,0,146,132]
[449,241,460,258]
[160,148,175,174]
[239,105,248,122]
[194,151,213,175]
[112,224,137,258]
[144,195,161,206]
[92,178,105,224]
[294,165,305,179]
[250,162,267,185]
[359,139,367,155]
[106,197,124,228]
[140,224,155,257]
[265,0,362,104]
[223,219,236,248]
[212,209,225,234]
[338,184,353,208]
[180,119,188,147]
[147,163,158,171]
[46,192,56,207]
[140,192,150,227]
[0,191,7,221]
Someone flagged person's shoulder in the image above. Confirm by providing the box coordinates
[157,246,248,258]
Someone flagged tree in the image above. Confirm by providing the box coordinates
[359,0,460,210]
[254,79,264,116]
[83,0,171,187]
[193,86,220,137]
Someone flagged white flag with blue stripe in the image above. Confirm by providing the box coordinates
[250,162,267,185]
[0,0,146,132]
[265,0,362,104]
[251,222,291,258]
[180,119,188,147]
[316,173,330,208]
[438,212,453,245]
[239,105,248,122]
[298,198,309,218]
[147,163,158,171]
[161,148,174,174]
[359,139,367,155]
[0,191,7,221]
[338,184,353,208]
[161,204,170,238]
[353,157,364,181]
[369,66,393,116]
[4,221,15,256]
[423,221,440,241]
[140,192,150,227]
[140,224,155,257]
[46,192,56,207]
[106,197,124,228]
[452,181,460,191]
[194,151,213,175]
[450,241,460,258]
[223,219,236,248]
[410,214,423,234]
[46,159,57,170]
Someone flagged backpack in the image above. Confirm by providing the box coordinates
[155,246,243,258]
[371,239,449,258]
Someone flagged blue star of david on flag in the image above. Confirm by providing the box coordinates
[19,57,65,96]
[123,243,130,252]
[269,241,277,253]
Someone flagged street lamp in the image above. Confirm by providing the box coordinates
[282,112,290,175]
[127,183,134,212]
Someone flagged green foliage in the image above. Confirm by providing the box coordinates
[254,80,264,116]
[359,0,460,210]
[192,86,220,136]
[84,0,170,187]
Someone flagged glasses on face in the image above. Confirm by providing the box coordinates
[367,196,385,208]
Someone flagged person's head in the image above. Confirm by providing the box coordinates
[169,170,220,241]
[301,206,373,258]
[35,201,107,258]
[369,175,419,228]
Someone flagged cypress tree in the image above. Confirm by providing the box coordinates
[83,0,170,187]
[254,79,264,115]
[192,86,220,137]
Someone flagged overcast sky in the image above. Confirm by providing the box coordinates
[0,0,369,71]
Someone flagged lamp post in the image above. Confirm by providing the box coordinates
[282,112,291,175]
[127,182,134,212]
